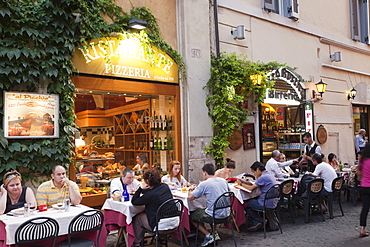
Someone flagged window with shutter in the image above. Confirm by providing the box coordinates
[287,0,299,20]
[350,0,369,43]
[264,0,277,12]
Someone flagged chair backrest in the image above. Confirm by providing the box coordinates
[308,178,324,195]
[332,176,344,192]
[279,179,294,197]
[263,184,280,209]
[212,191,235,218]
[15,217,59,247]
[155,198,184,231]
[68,209,104,244]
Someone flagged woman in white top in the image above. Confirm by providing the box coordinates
[162,161,189,189]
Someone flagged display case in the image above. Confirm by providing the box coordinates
[277,132,305,159]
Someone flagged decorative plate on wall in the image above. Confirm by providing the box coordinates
[317,125,327,144]
[228,128,243,150]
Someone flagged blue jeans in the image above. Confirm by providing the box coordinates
[246,199,264,225]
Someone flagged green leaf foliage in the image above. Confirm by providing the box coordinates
[0,1,184,182]
[205,52,284,167]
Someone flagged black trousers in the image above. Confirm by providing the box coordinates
[360,187,370,227]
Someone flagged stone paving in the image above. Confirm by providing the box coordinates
[105,199,369,247]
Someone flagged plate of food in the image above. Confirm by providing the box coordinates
[11,208,25,215]
[52,203,65,210]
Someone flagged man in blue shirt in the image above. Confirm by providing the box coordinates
[237,161,278,231]
[355,129,366,156]
[188,163,229,246]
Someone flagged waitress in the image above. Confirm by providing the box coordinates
[0,170,36,214]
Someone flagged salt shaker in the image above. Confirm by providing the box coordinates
[24,203,29,217]
[65,199,70,212]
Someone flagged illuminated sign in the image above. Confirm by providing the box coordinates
[72,37,178,83]
[305,103,313,133]
[265,67,306,105]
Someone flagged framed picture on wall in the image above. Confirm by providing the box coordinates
[4,91,60,139]
[242,123,255,150]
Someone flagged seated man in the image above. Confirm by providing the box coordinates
[237,161,278,231]
[188,163,230,246]
[307,153,337,210]
[266,150,296,178]
[36,165,82,206]
[215,158,235,179]
[280,154,294,175]
[110,167,140,194]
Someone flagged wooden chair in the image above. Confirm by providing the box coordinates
[15,217,59,247]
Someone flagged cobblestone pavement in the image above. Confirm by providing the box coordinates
[106,200,369,247]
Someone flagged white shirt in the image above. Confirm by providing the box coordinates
[266,157,293,178]
[313,162,337,192]
[305,141,322,155]
[161,175,188,190]
[110,177,140,194]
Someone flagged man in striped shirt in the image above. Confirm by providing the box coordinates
[36,165,82,207]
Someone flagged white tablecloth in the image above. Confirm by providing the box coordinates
[228,182,261,203]
[0,205,93,245]
[171,190,206,212]
[101,198,145,224]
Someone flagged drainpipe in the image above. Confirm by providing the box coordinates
[213,0,220,59]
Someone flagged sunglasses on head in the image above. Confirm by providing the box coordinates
[6,173,19,178]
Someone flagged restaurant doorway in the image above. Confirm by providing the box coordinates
[353,105,369,139]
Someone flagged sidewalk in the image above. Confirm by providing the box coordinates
[106,200,368,247]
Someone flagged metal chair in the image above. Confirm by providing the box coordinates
[303,178,325,223]
[195,191,237,247]
[250,184,282,238]
[140,198,184,247]
[15,217,59,247]
[277,179,295,223]
[59,209,104,247]
[241,173,256,181]
[325,176,345,219]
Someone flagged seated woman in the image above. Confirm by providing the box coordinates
[162,161,190,189]
[215,158,236,179]
[133,153,150,175]
[280,154,294,175]
[328,153,339,170]
[0,170,36,214]
[131,169,174,246]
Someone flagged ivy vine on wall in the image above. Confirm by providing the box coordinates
[0,0,184,182]
[205,52,284,167]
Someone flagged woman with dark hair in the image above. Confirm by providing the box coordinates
[133,153,150,173]
[328,153,339,169]
[162,161,190,189]
[357,143,370,237]
[131,169,173,246]
[215,158,236,179]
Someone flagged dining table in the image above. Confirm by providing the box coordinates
[0,204,100,247]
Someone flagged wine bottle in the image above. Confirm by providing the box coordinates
[158,115,162,130]
[168,116,173,130]
[163,115,167,130]
[154,115,158,130]
[158,136,162,150]
[150,136,154,150]
[168,134,173,150]
[163,136,168,150]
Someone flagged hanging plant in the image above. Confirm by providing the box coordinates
[205,52,285,167]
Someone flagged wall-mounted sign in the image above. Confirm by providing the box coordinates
[316,125,327,144]
[4,92,59,138]
[276,107,285,120]
[305,103,313,134]
[72,37,179,84]
[265,67,306,105]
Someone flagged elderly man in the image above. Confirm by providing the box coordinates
[266,150,296,178]
[110,167,140,194]
[188,163,229,246]
[355,129,366,155]
[36,165,82,206]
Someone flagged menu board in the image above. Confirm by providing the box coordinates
[4,91,59,138]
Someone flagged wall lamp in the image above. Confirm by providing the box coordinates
[348,87,357,100]
[330,51,341,62]
[312,79,327,101]
[231,25,245,40]
[128,19,147,30]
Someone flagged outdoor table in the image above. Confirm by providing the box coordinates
[276,176,302,194]
[0,204,99,247]
[101,198,145,247]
